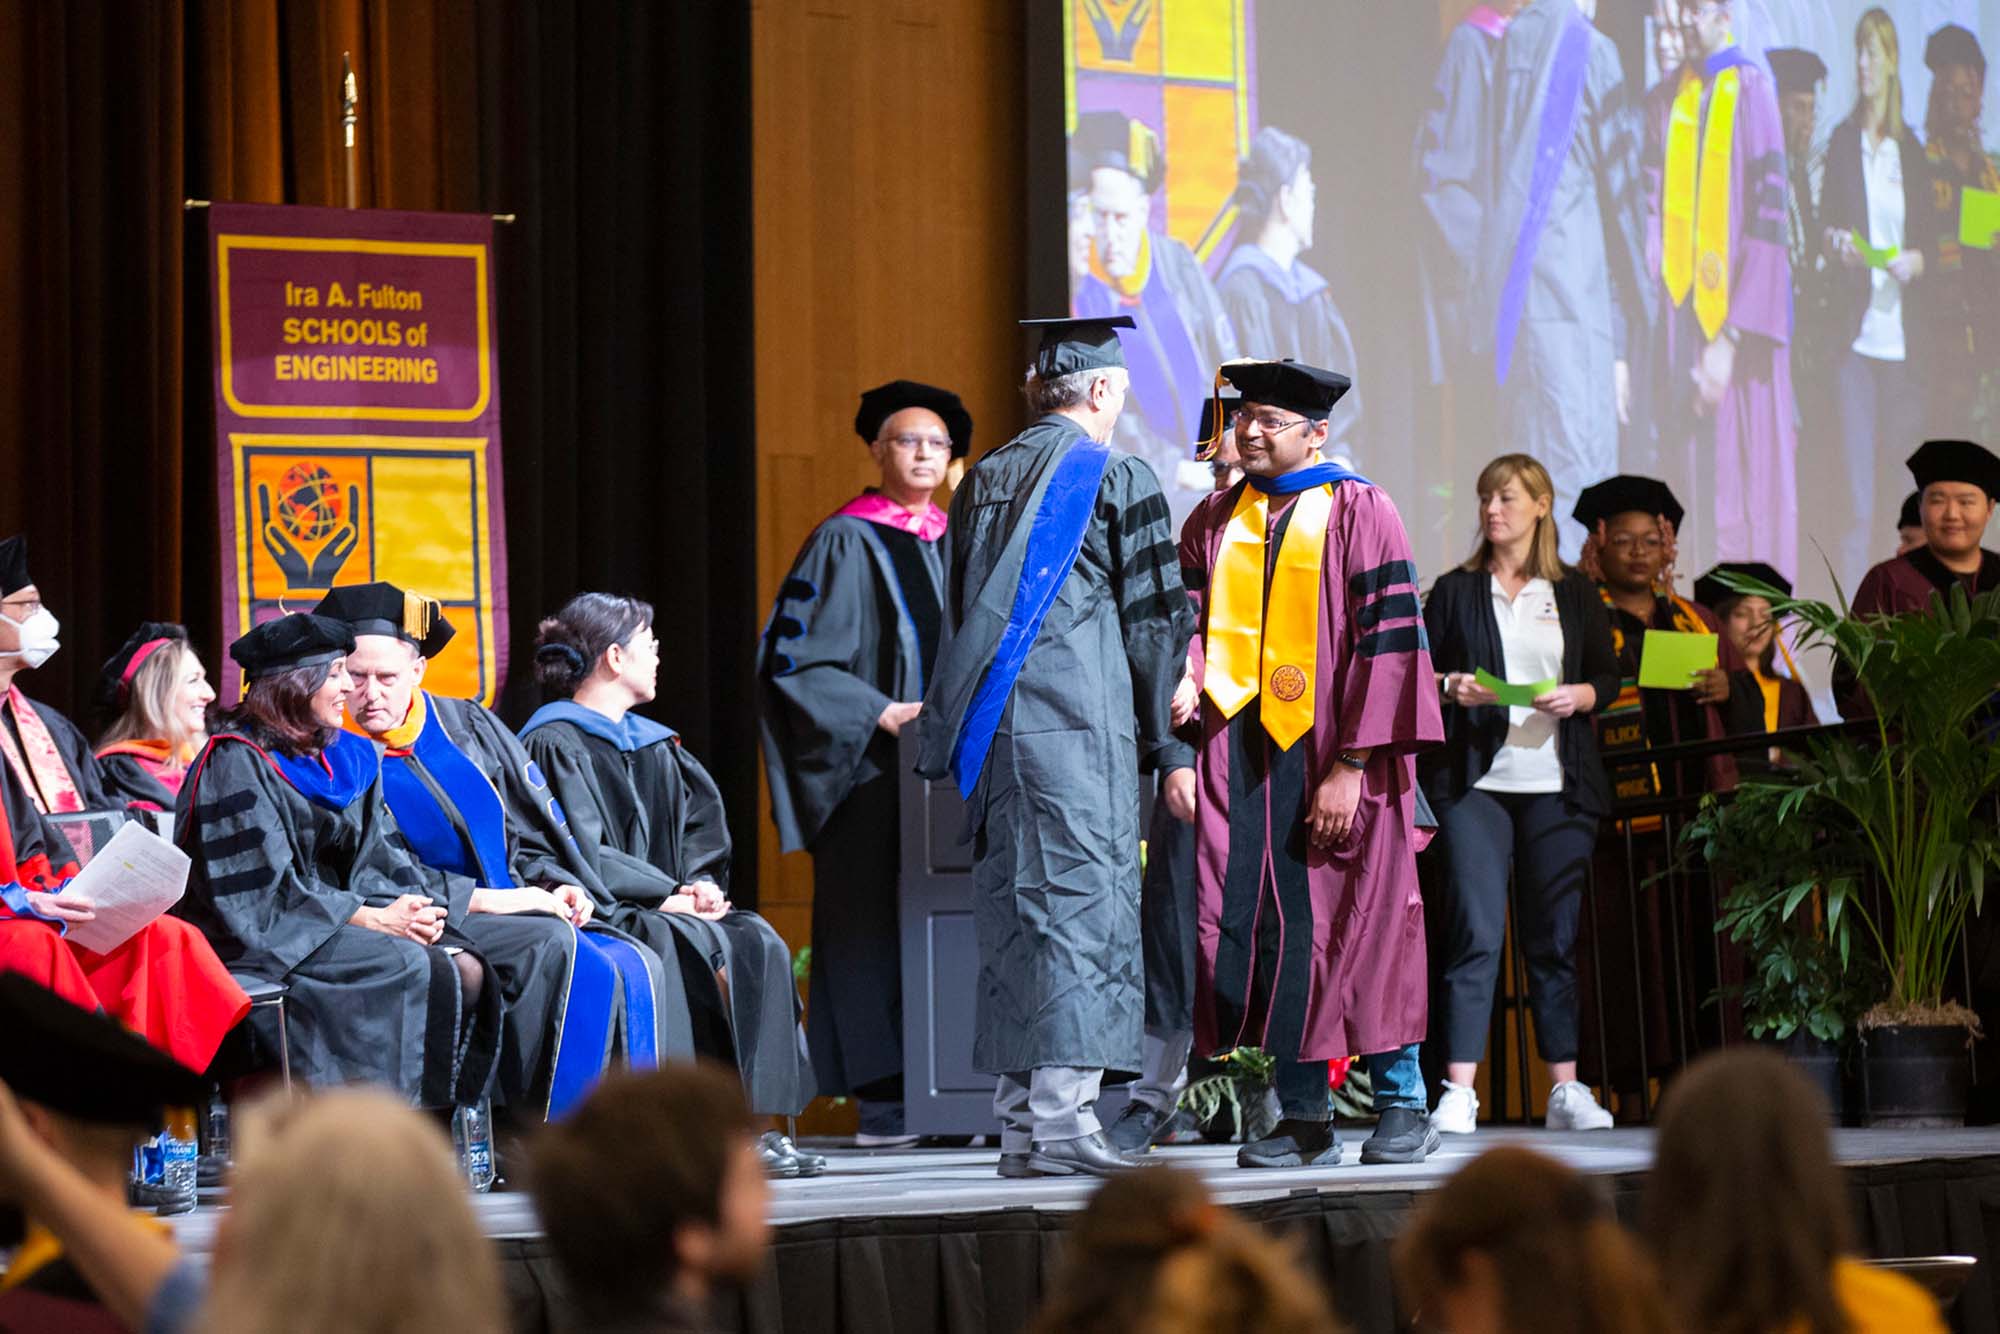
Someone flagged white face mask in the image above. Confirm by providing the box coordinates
[1,608,60,669]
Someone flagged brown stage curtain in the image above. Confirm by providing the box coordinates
[0,0,762,893]
[0,0,470,713]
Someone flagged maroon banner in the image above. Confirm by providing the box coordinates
[209,203,508,703]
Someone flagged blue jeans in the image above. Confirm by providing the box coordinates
[1273,1044,1426,1121]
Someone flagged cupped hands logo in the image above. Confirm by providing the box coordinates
[259,462,360,590]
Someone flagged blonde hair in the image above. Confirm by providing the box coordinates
[97,639,205,763]
[200,1089,504,1334]
[1460,454,1567,582]
[1854,9,1906,140]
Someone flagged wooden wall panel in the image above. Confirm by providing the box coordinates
[750,0,1028,1121]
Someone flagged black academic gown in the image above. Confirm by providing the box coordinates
[97,752,178,811]
[521,714,815,1116]
[915,416,1194,1076]
[0,693,116,811]
[174,729,502,1106]
[428,695,693,1064]
[757,507,942,1097]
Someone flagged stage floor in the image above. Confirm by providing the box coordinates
[166,1124,2000,1251]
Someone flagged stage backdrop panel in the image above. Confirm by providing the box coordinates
[207,202,507,703]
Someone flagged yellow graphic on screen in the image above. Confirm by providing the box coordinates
[1066,0,1251,263]
[232,433,498,703]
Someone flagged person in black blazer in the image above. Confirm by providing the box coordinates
[1419,454,1620,1134]
[1818,8,1939,585]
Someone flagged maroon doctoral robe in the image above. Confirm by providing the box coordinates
[1851,546,2000,618]
[1642,51,1796,579]
[1181,479,1443,1063]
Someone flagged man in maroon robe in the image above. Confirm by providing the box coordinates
[1178,361,1443,1169]
[1642,0,1796,581]
[1850,440,2000,623]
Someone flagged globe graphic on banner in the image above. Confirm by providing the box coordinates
[276,463,344,544]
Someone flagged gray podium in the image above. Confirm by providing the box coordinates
[895,731,998,1135]
[894,732,1155,1137]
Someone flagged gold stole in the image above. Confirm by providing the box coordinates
[1089,230,1152,299]
[1202,480,1334,750]
[345,688,427,751]
[1662,65,1741,339]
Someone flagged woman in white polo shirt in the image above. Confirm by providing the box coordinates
[1419,454,1621,1134]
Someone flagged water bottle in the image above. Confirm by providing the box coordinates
[202,1091,231,1161]
[155,1107,199,1215]
[452,1098,495,1193]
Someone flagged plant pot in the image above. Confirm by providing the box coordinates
[1776,1032,1843,1121]
[1860,1024,1971,1128]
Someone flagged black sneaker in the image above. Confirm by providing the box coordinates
[1105,1099,1169,1154]
[1360,1107,1440,1164]
[1236,1118,1342,1168]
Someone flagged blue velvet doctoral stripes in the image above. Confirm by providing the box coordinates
[949,442,1113,798]
[270,729,378,811]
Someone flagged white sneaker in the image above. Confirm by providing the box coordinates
[1432,1081,1479,1135]
[1545,1080,1614,1131]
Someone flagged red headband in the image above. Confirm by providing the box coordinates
[117,638,174,699]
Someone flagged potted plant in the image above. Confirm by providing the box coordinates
[1688,776,1880,1117]
[1701,571,2000,1125]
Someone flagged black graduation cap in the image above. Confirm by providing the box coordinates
[1070,109,1166,194]
[1908,439,2000,501]
[1572,475,1686,532]
[1899,489,1924,532]
[229,612,356,680]
[0,535,31,597]
[1925,24,1985,76]
[96,621,190,713]
[1765,47,1828,94]
[1198,394,1241,444]
[1694,562,1793,609]
[1220,359,1352,422]
[854,381,974,460]
[1022,315,1134,379]
[311,582,455,659]
[0,973,206,1129]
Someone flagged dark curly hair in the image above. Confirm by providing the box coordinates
[533,593,654,698]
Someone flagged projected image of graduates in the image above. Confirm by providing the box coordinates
[1054,0,2000,615]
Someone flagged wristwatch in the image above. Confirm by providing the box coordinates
[1439,672,1457,701]
[1335,751,1368,772]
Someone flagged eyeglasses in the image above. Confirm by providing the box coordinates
[1236,411,1310,437]
[1605,535,1665,553]
[0,597,43,616]
[879,434,952,456]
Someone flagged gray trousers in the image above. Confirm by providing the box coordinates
[1129,1027,1193,1114]
[993,1066,1103,1152]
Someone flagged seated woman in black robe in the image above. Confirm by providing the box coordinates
[93,623,216,813]
[176,613,580,1115]
[520,594,817,1129]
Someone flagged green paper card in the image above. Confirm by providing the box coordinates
[1961,187,2000,251]
[1474,668,1558,708]
[1637,631,1719,689]
[1850,229,1900,268]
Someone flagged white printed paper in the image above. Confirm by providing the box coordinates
[58,821,191,954]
